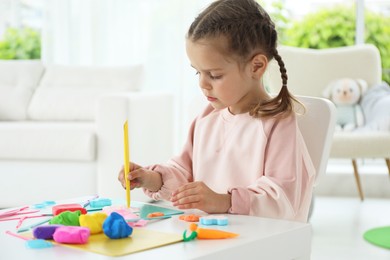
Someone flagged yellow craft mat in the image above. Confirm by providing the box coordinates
[24,229,183,256]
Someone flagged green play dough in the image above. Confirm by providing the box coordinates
[49,210,81,226]
[363,226,390,249]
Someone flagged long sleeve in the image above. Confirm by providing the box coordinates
[228,115,315,222]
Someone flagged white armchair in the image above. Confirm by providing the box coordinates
[266,44,390,200]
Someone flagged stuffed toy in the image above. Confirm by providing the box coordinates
[358,82,390,132]
[322,78,368,131]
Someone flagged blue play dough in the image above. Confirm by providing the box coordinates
[25,239,53,249]
[199,216,228,226]
[90,198,112,208]
[32,200,56,209]
[103,212,133,239]
[31,203,46,209]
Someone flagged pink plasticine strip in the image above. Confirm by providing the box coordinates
[15,215,47,229]
[0,214,43,222]
[6,230,54,249]
[16,216,27,229]
[128,219,148,227]
[5,230,30,241]
[0,206,29,219]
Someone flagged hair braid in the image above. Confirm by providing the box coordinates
[273,49,288,88]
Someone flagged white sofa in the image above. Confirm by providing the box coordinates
[0,60,174,208]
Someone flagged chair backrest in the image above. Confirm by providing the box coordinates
[266,44,382,97]
[296,96,337,186]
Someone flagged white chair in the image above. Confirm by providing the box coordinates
[296,96,337,189]
[296,96,337,219]
[267,44,390,200]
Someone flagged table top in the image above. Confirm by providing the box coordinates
[0,196,312,260]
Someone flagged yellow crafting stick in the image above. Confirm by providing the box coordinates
[123,120,131,208]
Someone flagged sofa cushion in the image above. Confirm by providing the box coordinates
[27,65,142,121]
[0,60,44,120]
[331,132,390,158]
[0,122,96,161]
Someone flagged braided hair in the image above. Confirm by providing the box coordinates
[187,0,301,118]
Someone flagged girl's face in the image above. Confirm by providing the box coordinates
[186,38,266,114]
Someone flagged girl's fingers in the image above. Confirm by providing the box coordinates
[118,172,124,182]
[128,169,144,181]
[172,182,199,196]
[130,162,142,171]
[172,194,200,208]
[171,185,200,203]
[118,169,126,189]
[130,181,140,190]
[118,163,142,189]
[176,202,198,210]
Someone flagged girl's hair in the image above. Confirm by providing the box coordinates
[187,0,301,118]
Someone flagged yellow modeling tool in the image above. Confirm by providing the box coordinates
[123,120,130,208]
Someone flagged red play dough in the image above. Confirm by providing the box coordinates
[52,204,87,215]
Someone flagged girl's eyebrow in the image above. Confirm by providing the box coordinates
[190,65,223,72]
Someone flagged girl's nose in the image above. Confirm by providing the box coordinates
[199,75,212,90]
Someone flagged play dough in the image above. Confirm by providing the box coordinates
[103,212,133,239]
[49,210,81,226]
[90,198,112,208]
[79,212,107,234]
[33,225,62,240]
[199,215,228,226]
[53,226,90,244]
[102,205,136,219]
[52,204,87,215]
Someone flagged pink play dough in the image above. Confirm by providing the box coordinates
[53,226,90,244]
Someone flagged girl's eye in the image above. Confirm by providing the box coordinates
[194,71,221,80]
[209,74,222,80]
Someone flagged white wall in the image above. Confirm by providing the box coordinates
[41,0,213,154]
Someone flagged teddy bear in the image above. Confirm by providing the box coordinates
[322,78,368,132]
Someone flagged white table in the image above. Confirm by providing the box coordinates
[0,197,312,260]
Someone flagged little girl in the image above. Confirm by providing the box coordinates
[118,0,314,222]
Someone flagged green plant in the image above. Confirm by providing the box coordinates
[0,27,41,59]
[257,0,290,43]
[365,11,390,84]
[283,5,390,84]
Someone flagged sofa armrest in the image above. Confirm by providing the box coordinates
[96,92,174,201]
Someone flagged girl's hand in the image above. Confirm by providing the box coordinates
[118,163,163,192]
[170,181,231,214]
[118,162,141,189]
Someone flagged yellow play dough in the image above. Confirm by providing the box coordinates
[79,212,108,234]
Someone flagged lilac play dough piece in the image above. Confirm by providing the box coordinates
[33,225,62,240]
[53,226,90,244]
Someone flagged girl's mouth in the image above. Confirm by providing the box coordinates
[207,96,217,102]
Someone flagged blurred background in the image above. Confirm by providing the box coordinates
[1,2,390,259]
[0,0,389,197]
[1,0,389,143]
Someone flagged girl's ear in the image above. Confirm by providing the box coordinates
[250,54,268,79]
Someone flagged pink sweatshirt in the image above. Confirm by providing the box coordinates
[145,104,315,222]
